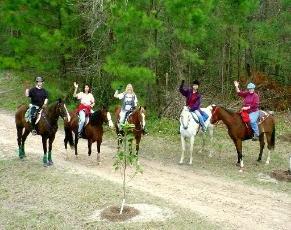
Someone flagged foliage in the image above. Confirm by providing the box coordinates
[0,0,290,114]
[113,123,143,213]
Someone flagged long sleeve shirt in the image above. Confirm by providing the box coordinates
[179,85,201,111]
[238,91,260,113]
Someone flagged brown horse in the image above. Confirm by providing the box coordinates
[15,99,70,166]
[64,107,113,163]
[114,105,146,155]
[210,105,275,168]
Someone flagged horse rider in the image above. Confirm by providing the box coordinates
[114,83,148,134]
[25,76,48,135]
[179,79,207,132]
[234,81,260,141]
[73,82,95,138]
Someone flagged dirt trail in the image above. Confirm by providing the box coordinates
[1,111,290,230]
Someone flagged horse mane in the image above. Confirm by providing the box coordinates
[223,107,236,114]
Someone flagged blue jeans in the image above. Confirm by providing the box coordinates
[249,111,260,136]
[192,110,206,130]
[78,110,86,134]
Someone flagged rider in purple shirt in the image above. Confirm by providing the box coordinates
[234,81,260,141]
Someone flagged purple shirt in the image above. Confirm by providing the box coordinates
[179,85,201,111]
[238,91,260,113]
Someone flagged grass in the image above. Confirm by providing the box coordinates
[0,158,218,229]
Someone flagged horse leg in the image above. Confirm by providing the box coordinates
[74,132,78,157]
[96,140,101,164]
[135,136,141,155]
[180,135,186,164]
[17,127,24,159]
[189,135,195,165]
[208,125,214,157]
[20,128,30,159]
[234,139,243,168]
[257,134,265,162]
[47,134,55,166]
[265,132,273,165]
[88,140,92,156]
[42,136,48,167]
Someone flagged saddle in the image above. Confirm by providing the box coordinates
[240,110,271,136]
[25,106,42,124]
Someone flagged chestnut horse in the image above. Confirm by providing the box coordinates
[64,107,113,163]
[15,99,70,166]
[210,105,275,168]
[114,105,146,155]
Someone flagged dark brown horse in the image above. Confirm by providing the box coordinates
[15,99,69,166]
[210,105,275,169]
[64,107,113,163]
[114,105,146,155]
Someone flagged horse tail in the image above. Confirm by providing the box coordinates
[64,125,74,148]
[270,125,275,149]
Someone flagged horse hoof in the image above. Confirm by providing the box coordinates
[265,161,270,165]
[48,161,54,166]
[239,168,243,173]
[235,163,240,167]
[43,163,48,167]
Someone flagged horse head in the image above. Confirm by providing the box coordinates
[210,104,220,124]
[128,106,146,131]
[180,106,191,130]
[55,98,70,122]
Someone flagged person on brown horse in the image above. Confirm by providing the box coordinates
[234,81,260,141]
[179,79,207,132]
[114,84,147,135]
[73,82,95,138]
[25,76,48,135]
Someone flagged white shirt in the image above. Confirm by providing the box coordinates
[114,91,138,111]
[77,92,95,106]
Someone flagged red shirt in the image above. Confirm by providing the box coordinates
[238,91,260,113]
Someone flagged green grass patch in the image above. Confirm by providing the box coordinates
[0,158,219,229]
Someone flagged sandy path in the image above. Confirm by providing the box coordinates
[1,110,290,230]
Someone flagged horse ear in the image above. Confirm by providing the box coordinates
[138,106,141,111]
[58,98,62,103]
[143,106,146,110]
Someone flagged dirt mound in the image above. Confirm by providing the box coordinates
[101,205,140,222]
[271,170,291,182]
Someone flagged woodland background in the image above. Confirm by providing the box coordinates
[0,0,290,117]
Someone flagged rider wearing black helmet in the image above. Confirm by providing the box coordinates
[25,76,48,135]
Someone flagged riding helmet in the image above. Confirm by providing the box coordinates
[35,76,44,82]
[192,80,200,86]
[247,82,256,89]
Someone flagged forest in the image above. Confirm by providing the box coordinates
[0,0,290,116]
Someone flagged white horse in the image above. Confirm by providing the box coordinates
[179,105,214,164]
